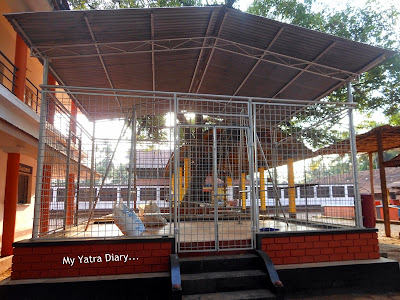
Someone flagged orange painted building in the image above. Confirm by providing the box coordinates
[0,0,69,258]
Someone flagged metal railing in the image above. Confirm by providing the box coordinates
[25,77,40,113]
[0,50,17,93]
[0,50,41,114]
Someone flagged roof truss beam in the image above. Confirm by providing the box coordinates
[32,36,360,82]
[84,16,123,112]
[232,26,284,97]
[188,9,216,93]
[273,42,336,98]
[214,38,355,81]
[194,9,228,94]
[272,53,386,127]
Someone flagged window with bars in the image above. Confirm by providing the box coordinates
[18,174,30,204]
[160,187,169,201]
[332,186,345,197]
[317,186,330,198]
[99,188,118,202]
[140,188,157,201]
[300,186,314,198]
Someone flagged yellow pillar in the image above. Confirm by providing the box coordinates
[184,158,190,193]
[241,173,246,210]
[288,158,296,218]
[387,189,390,205]
[259,167,266,212]
[179,167,184,202]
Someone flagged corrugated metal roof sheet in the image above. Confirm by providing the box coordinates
[4,6,396,120]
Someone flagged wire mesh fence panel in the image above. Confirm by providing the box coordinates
[254,101,357,231]
[36,89,175,239]
[38,91,94,237]
[34,86,359,247]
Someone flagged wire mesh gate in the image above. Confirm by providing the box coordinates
[173,96,256,252]
[175,125,254,252]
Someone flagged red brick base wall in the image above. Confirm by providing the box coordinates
[12,238,174,280]
[258,230,379,265]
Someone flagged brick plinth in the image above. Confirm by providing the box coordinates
[258,229,379,265]
[11,237,174,280]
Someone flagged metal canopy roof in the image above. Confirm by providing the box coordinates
[5,6,396,120]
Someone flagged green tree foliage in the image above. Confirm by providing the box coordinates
[358,149,400,171]
[248,0,400,125]
[96,142,114,176]
[304,155,351,182]
[279,102,350,149]
[137,115,167,141]
[355,120,385,133]
[68,0,237,9]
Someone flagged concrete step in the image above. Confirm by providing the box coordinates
[180,253,260,274]
[0,256,12,275]
[276,258,400,294]
[181,269,267,295]
[182,289,276,300]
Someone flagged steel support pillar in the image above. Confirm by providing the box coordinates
[347,82,363,227]
[39,164,51,235]
[32,57,49,239]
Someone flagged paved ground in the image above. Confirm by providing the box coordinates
[376,223,400,263]
[0,268,10,282]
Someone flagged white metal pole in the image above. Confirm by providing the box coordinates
[348,82,363,227]
[63,121,72,229]
[248,100,257,248]
[89,121,96,213]
[252,102,259,233]
[32,57,49,239]
[173,94,179,250]
[127,107,136,208]
[213,126,219,251]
